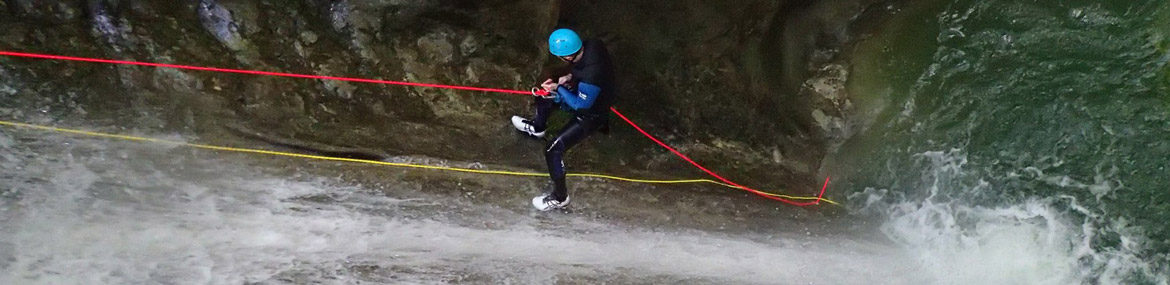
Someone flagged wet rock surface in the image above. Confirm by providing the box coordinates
[559,0,893,191]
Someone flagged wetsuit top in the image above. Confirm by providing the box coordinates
[555,39,617,115]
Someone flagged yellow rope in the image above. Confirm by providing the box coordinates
[0,120,838,205]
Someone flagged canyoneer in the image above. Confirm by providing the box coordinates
[511,28,617,211]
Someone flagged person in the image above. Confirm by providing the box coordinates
[511,28,617,211]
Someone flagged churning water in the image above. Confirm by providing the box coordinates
[833,0,1170,283]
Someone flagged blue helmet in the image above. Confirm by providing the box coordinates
[548,28,582,57]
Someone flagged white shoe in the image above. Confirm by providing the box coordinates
[532,193,570,211]
[511,116,545,138]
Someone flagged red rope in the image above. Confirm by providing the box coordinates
[0,51,533,95]
[609,107,825,206]
[0,50,828,206]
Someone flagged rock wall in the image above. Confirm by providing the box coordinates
[1,0,555,153]
[0,0,895,192]
[559,0,892,187]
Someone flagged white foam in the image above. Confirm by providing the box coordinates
[854,149,1169,285]
[0,130,929,284]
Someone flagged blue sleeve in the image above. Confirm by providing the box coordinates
[558,82,601,110]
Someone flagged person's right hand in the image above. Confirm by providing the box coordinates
[540,79,557,93]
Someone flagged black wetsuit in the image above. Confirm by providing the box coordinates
[530,39,616,202]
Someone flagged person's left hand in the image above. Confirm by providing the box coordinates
[557,74,573,85]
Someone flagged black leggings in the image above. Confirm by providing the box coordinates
[531,97,605,201]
